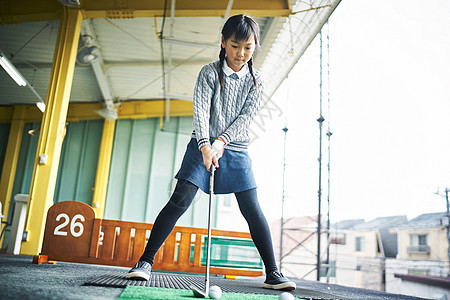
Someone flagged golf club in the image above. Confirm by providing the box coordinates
[192,164,215,298]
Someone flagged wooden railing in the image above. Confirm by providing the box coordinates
[33,201,263,277]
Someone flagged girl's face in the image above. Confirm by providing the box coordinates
[221,33,256,72]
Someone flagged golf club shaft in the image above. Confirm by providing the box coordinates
[205,164,215,296]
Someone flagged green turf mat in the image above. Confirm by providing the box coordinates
[118,286,303,299]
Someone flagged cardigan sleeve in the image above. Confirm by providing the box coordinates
[193,64,217,150]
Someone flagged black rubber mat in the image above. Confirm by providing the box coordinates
[84,272,346,299]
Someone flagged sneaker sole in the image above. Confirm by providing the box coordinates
[262,282,296,291]
[127,271,150,281]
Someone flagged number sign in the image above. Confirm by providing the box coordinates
[41,201,95,259]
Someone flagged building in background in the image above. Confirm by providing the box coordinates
[272,212,450,298]
[348,216,407,291]
[386,212,450,300]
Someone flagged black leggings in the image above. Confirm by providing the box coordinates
[139,179,278,274]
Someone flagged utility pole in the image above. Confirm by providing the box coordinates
[325,129,332,282]
[316,29,324,281]
[279,126,288,272]
[317,113,324,282]
[435,188,449,260]
[446,188,449,261]
[444,188,449,261]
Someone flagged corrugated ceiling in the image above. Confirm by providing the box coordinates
[0,0,341,114]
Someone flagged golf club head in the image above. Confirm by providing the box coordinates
[191,285,207,298]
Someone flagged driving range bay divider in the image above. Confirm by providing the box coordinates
[32,201,263,277]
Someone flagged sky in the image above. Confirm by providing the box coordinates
[249,0,450,225]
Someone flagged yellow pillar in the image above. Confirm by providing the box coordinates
[0,106,26,245]
[91,119,116,218]
[20,7,83,255]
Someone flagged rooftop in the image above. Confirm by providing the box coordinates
[352,215,407,230]
[393,212,448,229]
[332,219,365,230]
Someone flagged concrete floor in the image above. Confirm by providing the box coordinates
[0,254,426,300]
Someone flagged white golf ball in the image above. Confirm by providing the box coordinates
[209,285,222,299]
[279,292,295,300]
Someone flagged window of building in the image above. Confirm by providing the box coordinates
[355,236,365,252]
[331,233,346,245]
[410,234,427,246]
[408,234,430,254]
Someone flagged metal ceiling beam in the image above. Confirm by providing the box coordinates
[223,0,234,20]
[0,100,194,123]
[13,59,212,70]
[0,0,291,25]
[162,38,218,51]
[102,59,213,72]
[81,19,115,113]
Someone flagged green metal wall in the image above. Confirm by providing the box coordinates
[8,120,103,211]
[104,116,198,225]
[9,122,41,218]
[53,120,103,205]
[0,123,10,180]
[3,116,226,249]
[2,120,102,249]
[4,116,217,231]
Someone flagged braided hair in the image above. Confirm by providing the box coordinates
[219,15,260,90]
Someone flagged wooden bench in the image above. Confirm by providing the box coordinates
[33,201,263,277]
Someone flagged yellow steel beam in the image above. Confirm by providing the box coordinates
[20,7,83,255]
[0,100,193,124]
[0,0,62,24]
[66,103,104,121]
[118,100,193,119]
[0,0,290,24]
[66,100,193,120]
[0,106,26,245]
[84,0,291,18]
[0,106,13,123]
[91,119,115,218]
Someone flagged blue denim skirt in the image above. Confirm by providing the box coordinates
[175,139,257,194]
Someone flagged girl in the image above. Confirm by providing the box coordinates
[128,14,296,291]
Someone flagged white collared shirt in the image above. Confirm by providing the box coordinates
[222,59,249,79]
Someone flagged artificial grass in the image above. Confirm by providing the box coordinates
[118,286,302,299]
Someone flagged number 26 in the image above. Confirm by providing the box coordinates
[54,213,85,237]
